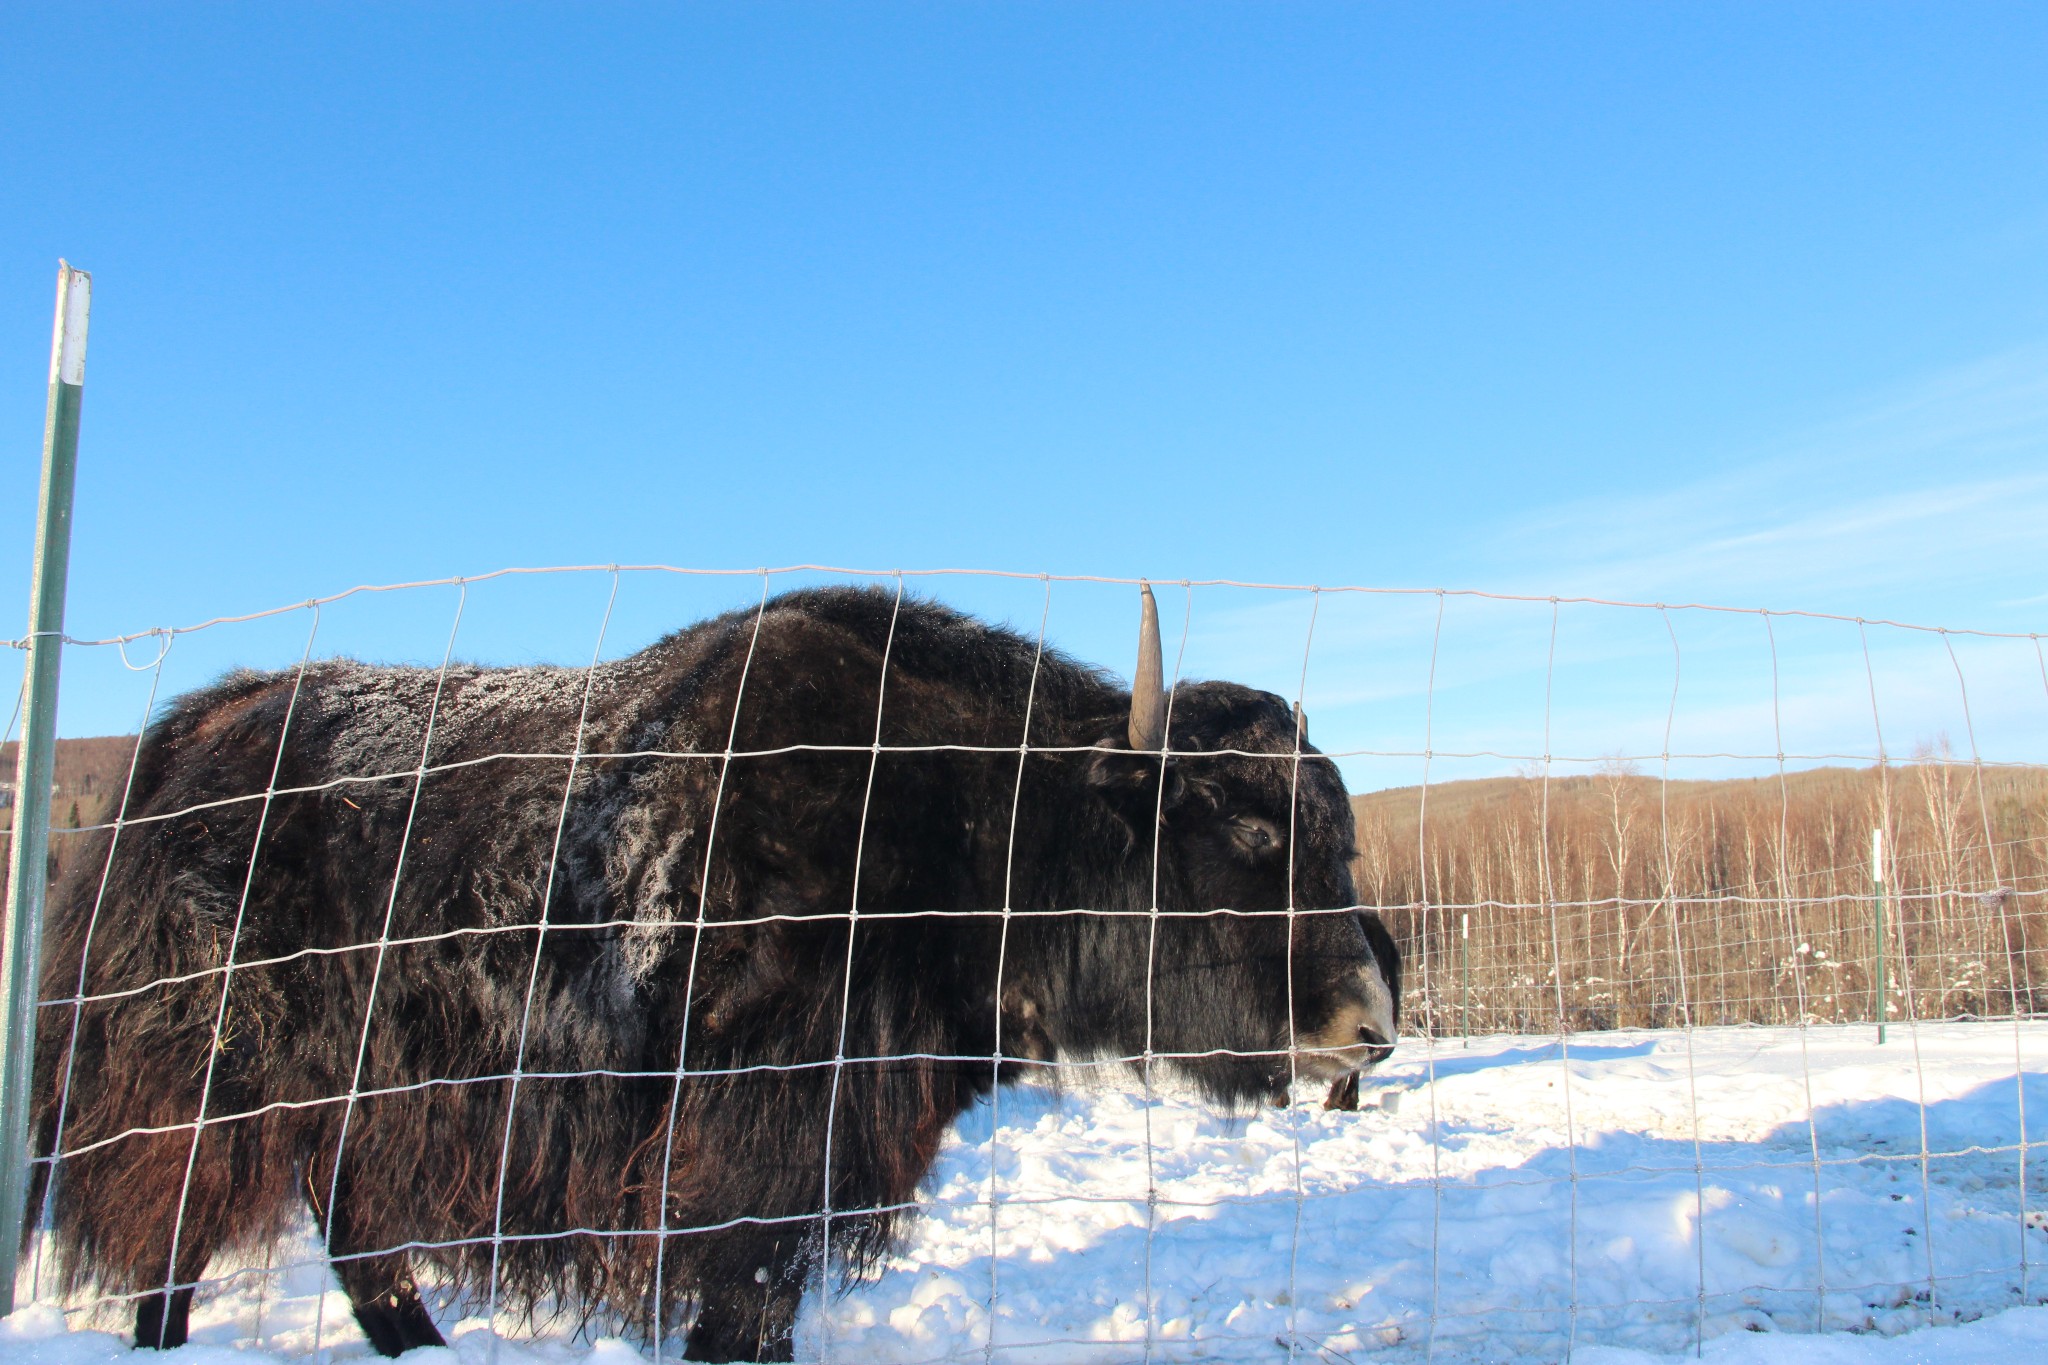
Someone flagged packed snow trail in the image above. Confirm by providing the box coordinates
[8,1023,2046,1363]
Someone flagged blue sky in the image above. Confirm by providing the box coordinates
[4,4,2045,782]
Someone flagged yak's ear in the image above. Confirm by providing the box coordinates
[1085,743,1151,790]
[1084,741,1189,826]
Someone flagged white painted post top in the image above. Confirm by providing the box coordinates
[49,261,90,387]
[1872,827,1885,884]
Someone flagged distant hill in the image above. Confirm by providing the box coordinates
[1352,766,1921,843]
[1,735,138,883]
[1350,762,2048,1033]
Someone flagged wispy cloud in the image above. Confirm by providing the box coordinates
[1267,345,2048,785]
[1475,343,2048,630]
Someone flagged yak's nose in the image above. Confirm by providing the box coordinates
[1356,959,1397,1064]
[1357,1021,1395,1067]
[1295,959,1399,1078]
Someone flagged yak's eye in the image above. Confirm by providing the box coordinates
[1228,815,1282,856]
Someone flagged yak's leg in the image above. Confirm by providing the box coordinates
[332,1258,443,1357]
[305,1166,446,1356]
[132,1208,217,1349]
[684,1228,810,1364]
[134,1286,196,1350]
[119,1132,237,1350]
[332,1253,444,1358]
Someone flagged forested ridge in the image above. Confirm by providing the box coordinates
[1353,754,2048,1033]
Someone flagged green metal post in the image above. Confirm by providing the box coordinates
[0,262,90,1314]
[1460,911,1471,1047]
[1873,827,1887,1047]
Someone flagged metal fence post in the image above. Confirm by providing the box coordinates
[1460,911,1471,1046]
[1872,826,1887,1047]
[0,262,90,1314]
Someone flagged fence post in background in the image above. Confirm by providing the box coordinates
[1460,912,1471,1046]
[1872,827,1887,1047]
[0,262,91,1315]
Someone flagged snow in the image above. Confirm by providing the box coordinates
[8,1021,2048,1364]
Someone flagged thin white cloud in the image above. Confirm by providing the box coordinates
[1479,343,2048,628]
[1086,345,2048,791]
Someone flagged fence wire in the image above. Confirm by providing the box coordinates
[2,564,2044,1363]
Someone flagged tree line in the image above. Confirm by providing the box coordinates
[1352,749,2047,1035]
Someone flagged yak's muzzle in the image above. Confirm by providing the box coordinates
[1294,959,1399,1081]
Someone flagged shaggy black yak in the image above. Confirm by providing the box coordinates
[30,583,1399,1362]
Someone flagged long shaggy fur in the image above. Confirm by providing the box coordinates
[30,586,1397,1361]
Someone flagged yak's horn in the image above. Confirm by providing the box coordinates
[1130,582,1167,751]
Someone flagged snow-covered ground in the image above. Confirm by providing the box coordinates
[8,1021,2048,1364]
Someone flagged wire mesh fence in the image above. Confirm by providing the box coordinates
[1370,780,2048,1036]
[2,563,2044,1363]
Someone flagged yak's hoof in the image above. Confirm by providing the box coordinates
[135,1286,194,1350]
[685,1313,796,1363]
[353,1291,447,1358]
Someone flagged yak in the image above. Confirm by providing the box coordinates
[29,583,1400,1362]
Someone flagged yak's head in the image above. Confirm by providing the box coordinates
[1023,585,1401,1108]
